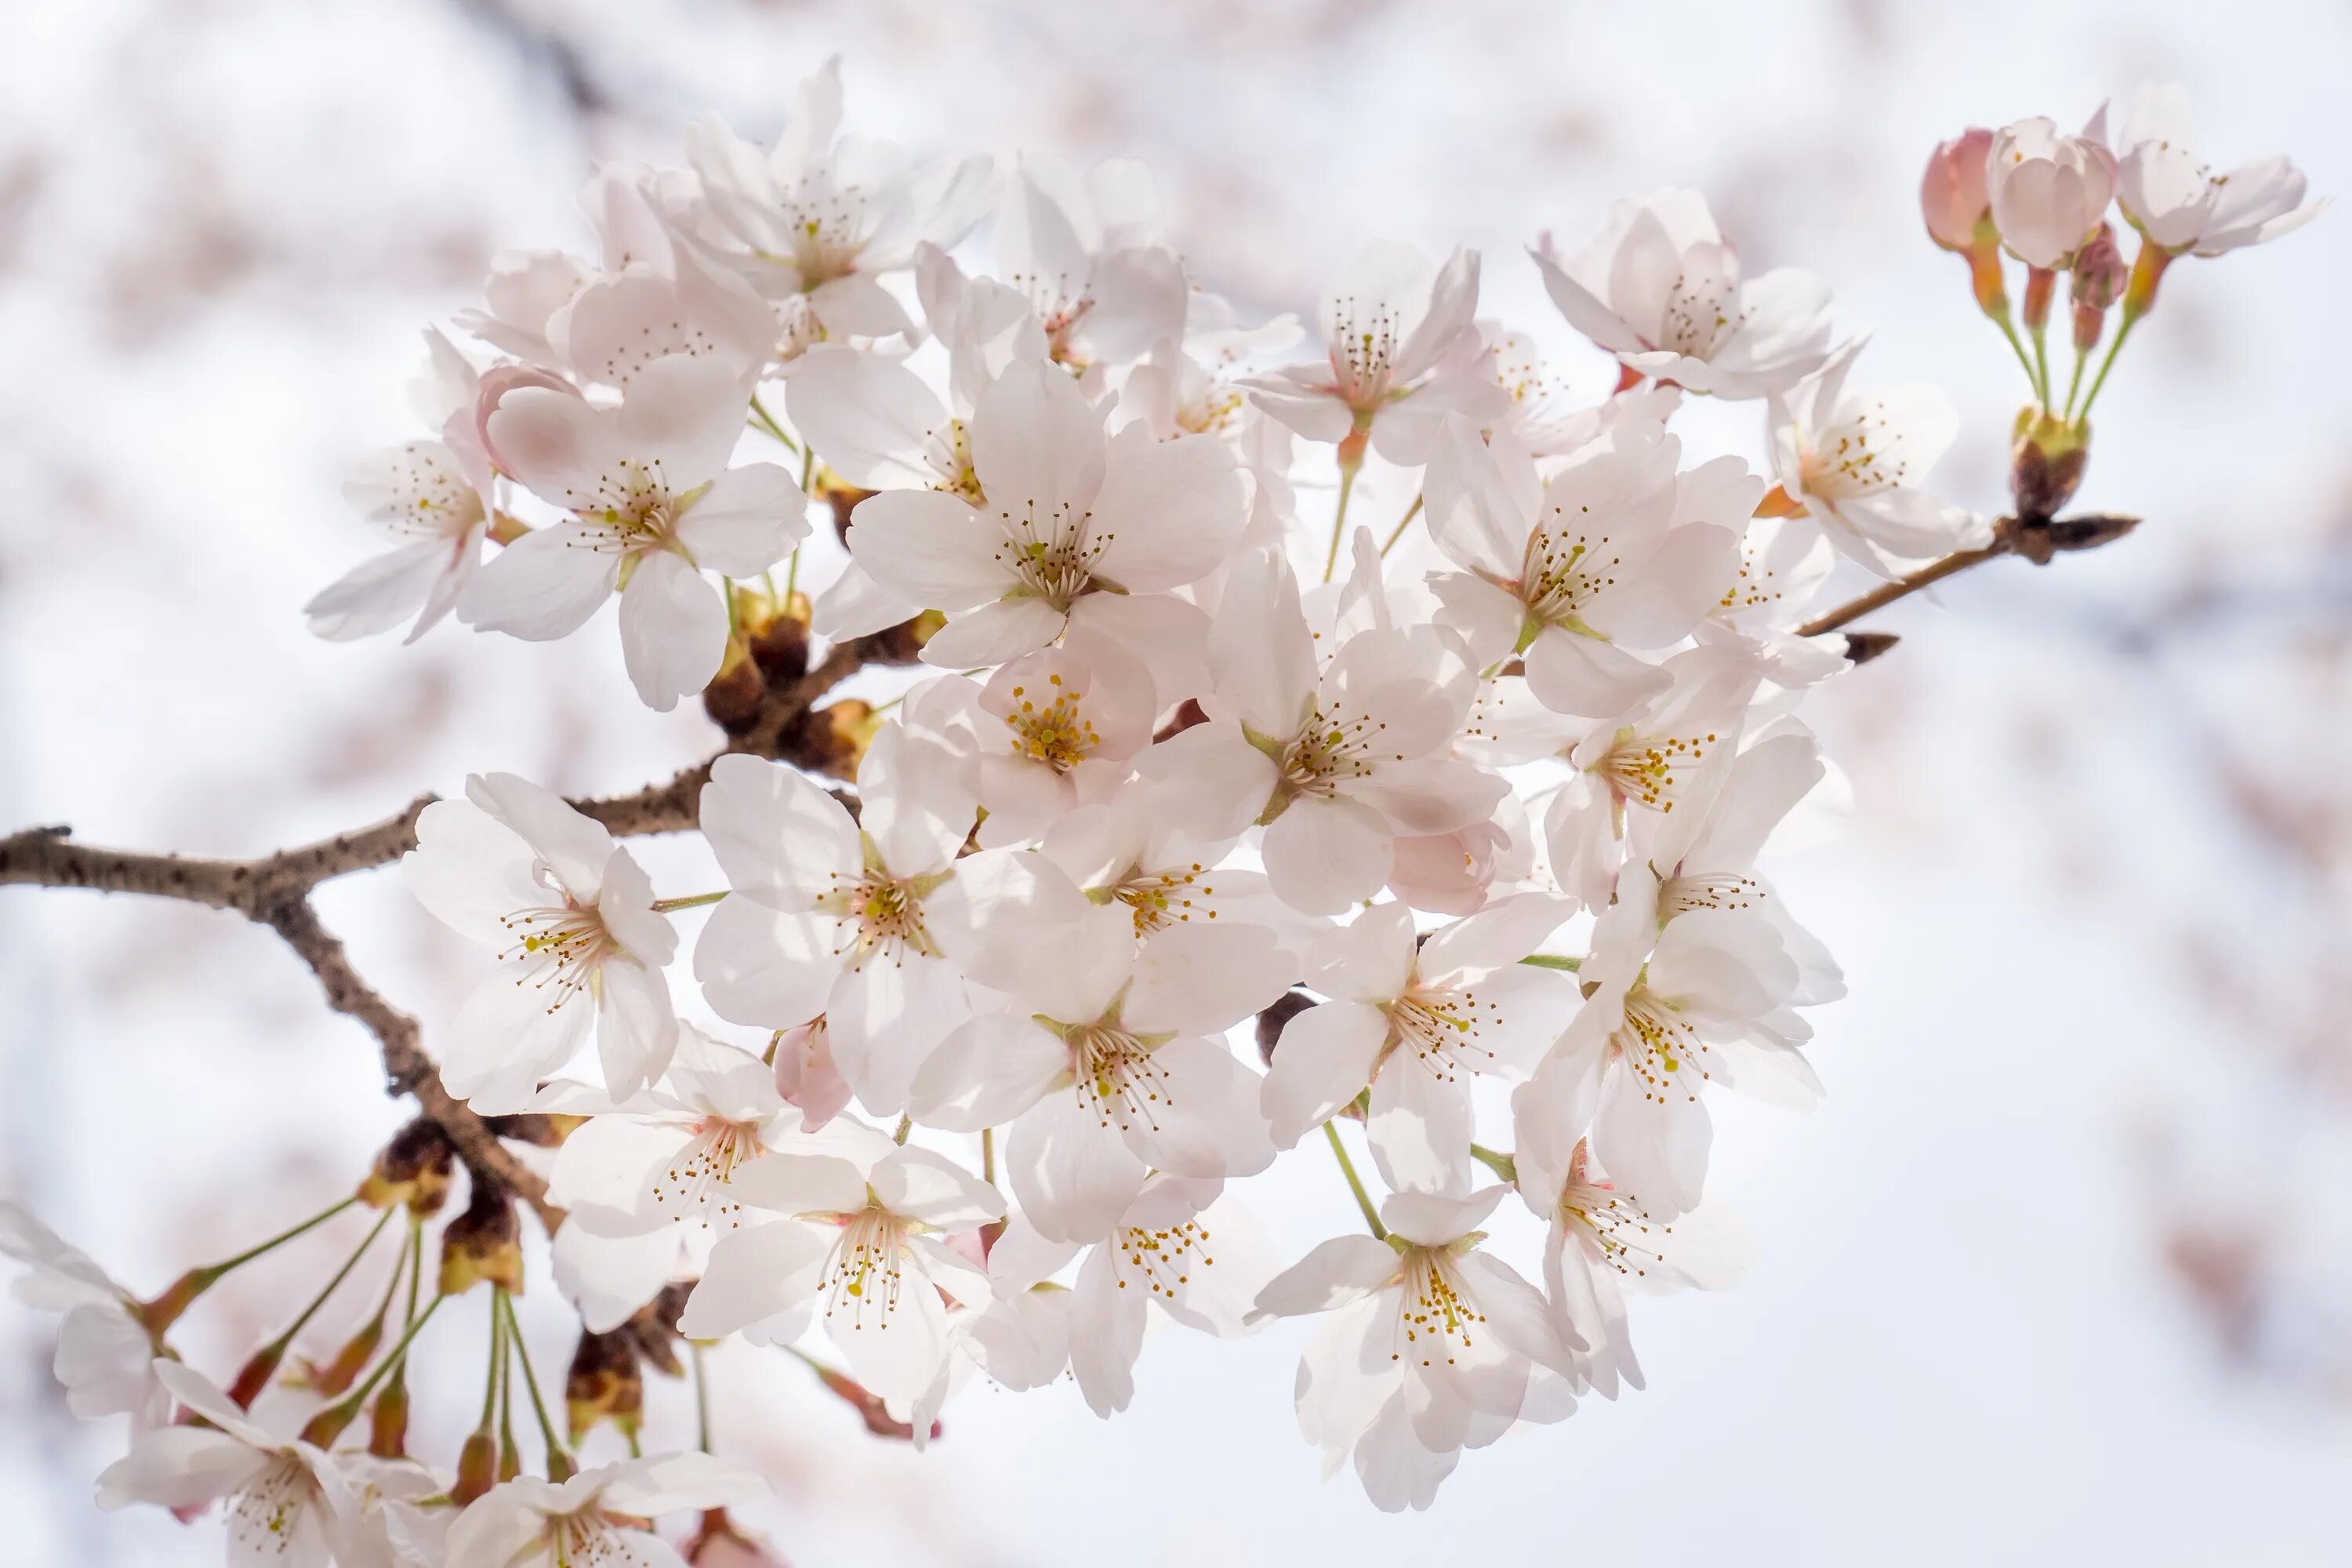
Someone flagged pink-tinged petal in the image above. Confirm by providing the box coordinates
[699,754,862,906]
[969,359,1105,517]
[1068,1246,1149,1416]
[1454,1249,1577,1369]
[927,847,1095,996]
[675,465,804,577]
[485,385,607,504]
[1089,426,1243,593]
[1417,891,1577,978]
[870,1145,1004,1230]
[1133,720,1282,844]
[692,898,843,1029]
[811,559,923,640]
[615,353,750,488]
[456,522,619,641]
[1391,245,1482,383]
[1366,1061,1474,1196]
[1124,922,1299,1037]
[1262,796,1392,916]
[1380,1183,1506,1248]
[303,542,450,642]
[676,1221,830,1338]
[464,772,616,899]
[844,489,1006,611]
[1261,1000,1386,1148]
[1592,1066,1711,1220]
[809,273,916,339]
[1240,370,1355,445]
[1349,756,1508,838]
[916,595,1070,668]
[783,345,955,489]
[1531,248,1646,356]
[1247,1234,1400,1321]
[618,550,728,712]
[905,1011,1069,1131]
[1582,524,1739,647]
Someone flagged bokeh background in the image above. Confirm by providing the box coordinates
[5,0,2350,1562]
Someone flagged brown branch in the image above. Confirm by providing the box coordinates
[1793,514,2140,641]
[0,632,881,1232]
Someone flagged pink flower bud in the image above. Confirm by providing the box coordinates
[1987,117,2119,270]
[2071,223,2128,314]
[1920,128,1994,251]
[772,1018,852,1131]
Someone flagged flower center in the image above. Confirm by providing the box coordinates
[1660,871,1762,917]
[816,867,940,971]
[1588,724,1716,815]
[1114,1218,1214,1297]
[495,890,618,1014]
[1560,1179,1676,1280]
[1389,1250,1485,1368]
[1328,291,1403,408]
[650,1117,764,1228]
[1797,414,1911,500]
[1614,984,1711,1102]
[1108,862,1215,937]
[1519,506,1622,630]
[228,1456,314,1556]
[1384,982,1502,1084]
[1002,672,1099,770]
[822,1206,907,1331]
[986,496,1105,610]
[1066,1020,1175,1134]
[1659,261,1737,357]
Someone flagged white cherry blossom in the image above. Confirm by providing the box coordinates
[1987,116,2119,270]
[445,1454,767,1568]
[0,1202,168,1425]
[2092,83,2325,257]
[404,772,678,1110]
[458,353,806,711]
[1534,189,1833,398]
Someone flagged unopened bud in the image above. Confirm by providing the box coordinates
[2070,224,2129,350]
[437,1185,524,1298]
[702,644,767,733]
[782,699,880,782]
[2020,265,2056,335]
[360,1117,456,1218]
[2009,410,2091,524]
[366,1371,410,1458]
[1921,128,1994,251]
[566,1328,644,1442]
[225,1342,288,1409]
[452,1430,498,1504]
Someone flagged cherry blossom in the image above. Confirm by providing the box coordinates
[1534,189,1833,398]
[1243,241,1503,464]
[456,353,806,711]
[2092,83,2325,258]
[1766,335,1990,575]
[0,1203,168,1425]
[1987,116,2120,270]
[445,1454,767,1568]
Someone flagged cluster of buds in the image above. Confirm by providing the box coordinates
[1922,89,2320,518]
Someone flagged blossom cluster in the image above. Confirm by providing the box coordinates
[3,63,2317,1559]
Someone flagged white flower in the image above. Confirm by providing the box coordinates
[1036,779,1319,950]
[1987,116,2119,270]
[1541,648,1760,912]
[692,732,989,1117]
[96,1362,368,1567]
[1148,549,1504,916]
[2092,83,2325,257]
[844,359,1242,670]
[683,58,993,345]
[985,1174,1276,1416]
[995,155,1189,368]
[0,1201,168,1425]
[1262,895,1579,1193]
[1243,241,1504,464]
[907,900,1294,1242]
[1509,1127,1748,1400]
[445,1453,767,1568]
[1522,860,1817,1218]
[1766,336,1990,576]
[1247,1186,1575,1512]
[404,772,678,1110]
[1424,416,1740,717]
[963,631,1159,847]
[457,353,806,712]
[1534,190,1832,399]
[677,1143,1002,1421]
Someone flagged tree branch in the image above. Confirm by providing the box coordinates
[1794,514,2140,641]
[0,630,883,1231]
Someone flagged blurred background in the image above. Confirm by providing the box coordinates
[4,0,2349,1562]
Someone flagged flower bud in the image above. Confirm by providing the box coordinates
[781,699,880,782]
[2009,410,2090,523]
[292,1316,385,1399]
[772,1018,851,1131]
[452,1430,498,1504]
[1987,117,2118,270]
[473,364,579,481]
[366,1370,410,1458]
[224,1342,288,1410]
[1921,128,1994,250]
[360,1117,456,1218]
[685,1509,788,1566]
[437,1185,524,1298]
[566,1328,644,1443]
[2070,223,2129,350]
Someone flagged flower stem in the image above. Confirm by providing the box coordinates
[301,1293,444,1445]
[1320,457,1363,583]
[980,1127,996,1186]
[652,891,728,913]
[499,1290,572,1480]
[1992,314,2041,405]
[2029,322,2053,414]
[749,392,799,455]
[1468,1144,1519,1185]
[1518,953,1582,972]
[2074,310,2140,424]
[263,1206,394,1359]
[1323,1121,1386,1240]
[1378,493,1425,557]
[141,1194,360,1334]
[692,1340,713,1454]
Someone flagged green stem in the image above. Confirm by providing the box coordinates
[692,1341,713,1454]
[798,444,817,497]
[1993,314,2042,405]
[143,1195,361,1330]
[782,547,801,604]
[1378,493,1425,557]
[499,1291,572,1479]
[495,1296,520,1479]
[1323,1121,1387,1240]
[2029,321,2053,413]
[1469,1144,1519,1185]
[980,1127,996,1186]
[262,1206,394,1356]
[2074,311,2140,423]
[1320,459,1362,583]
[1518,953,1583,972]
[2060,343,2089,422]
[652,891,728,913]
[305,1294,445,1440]
[749,393,799,455]
[476,1291,504,1433]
